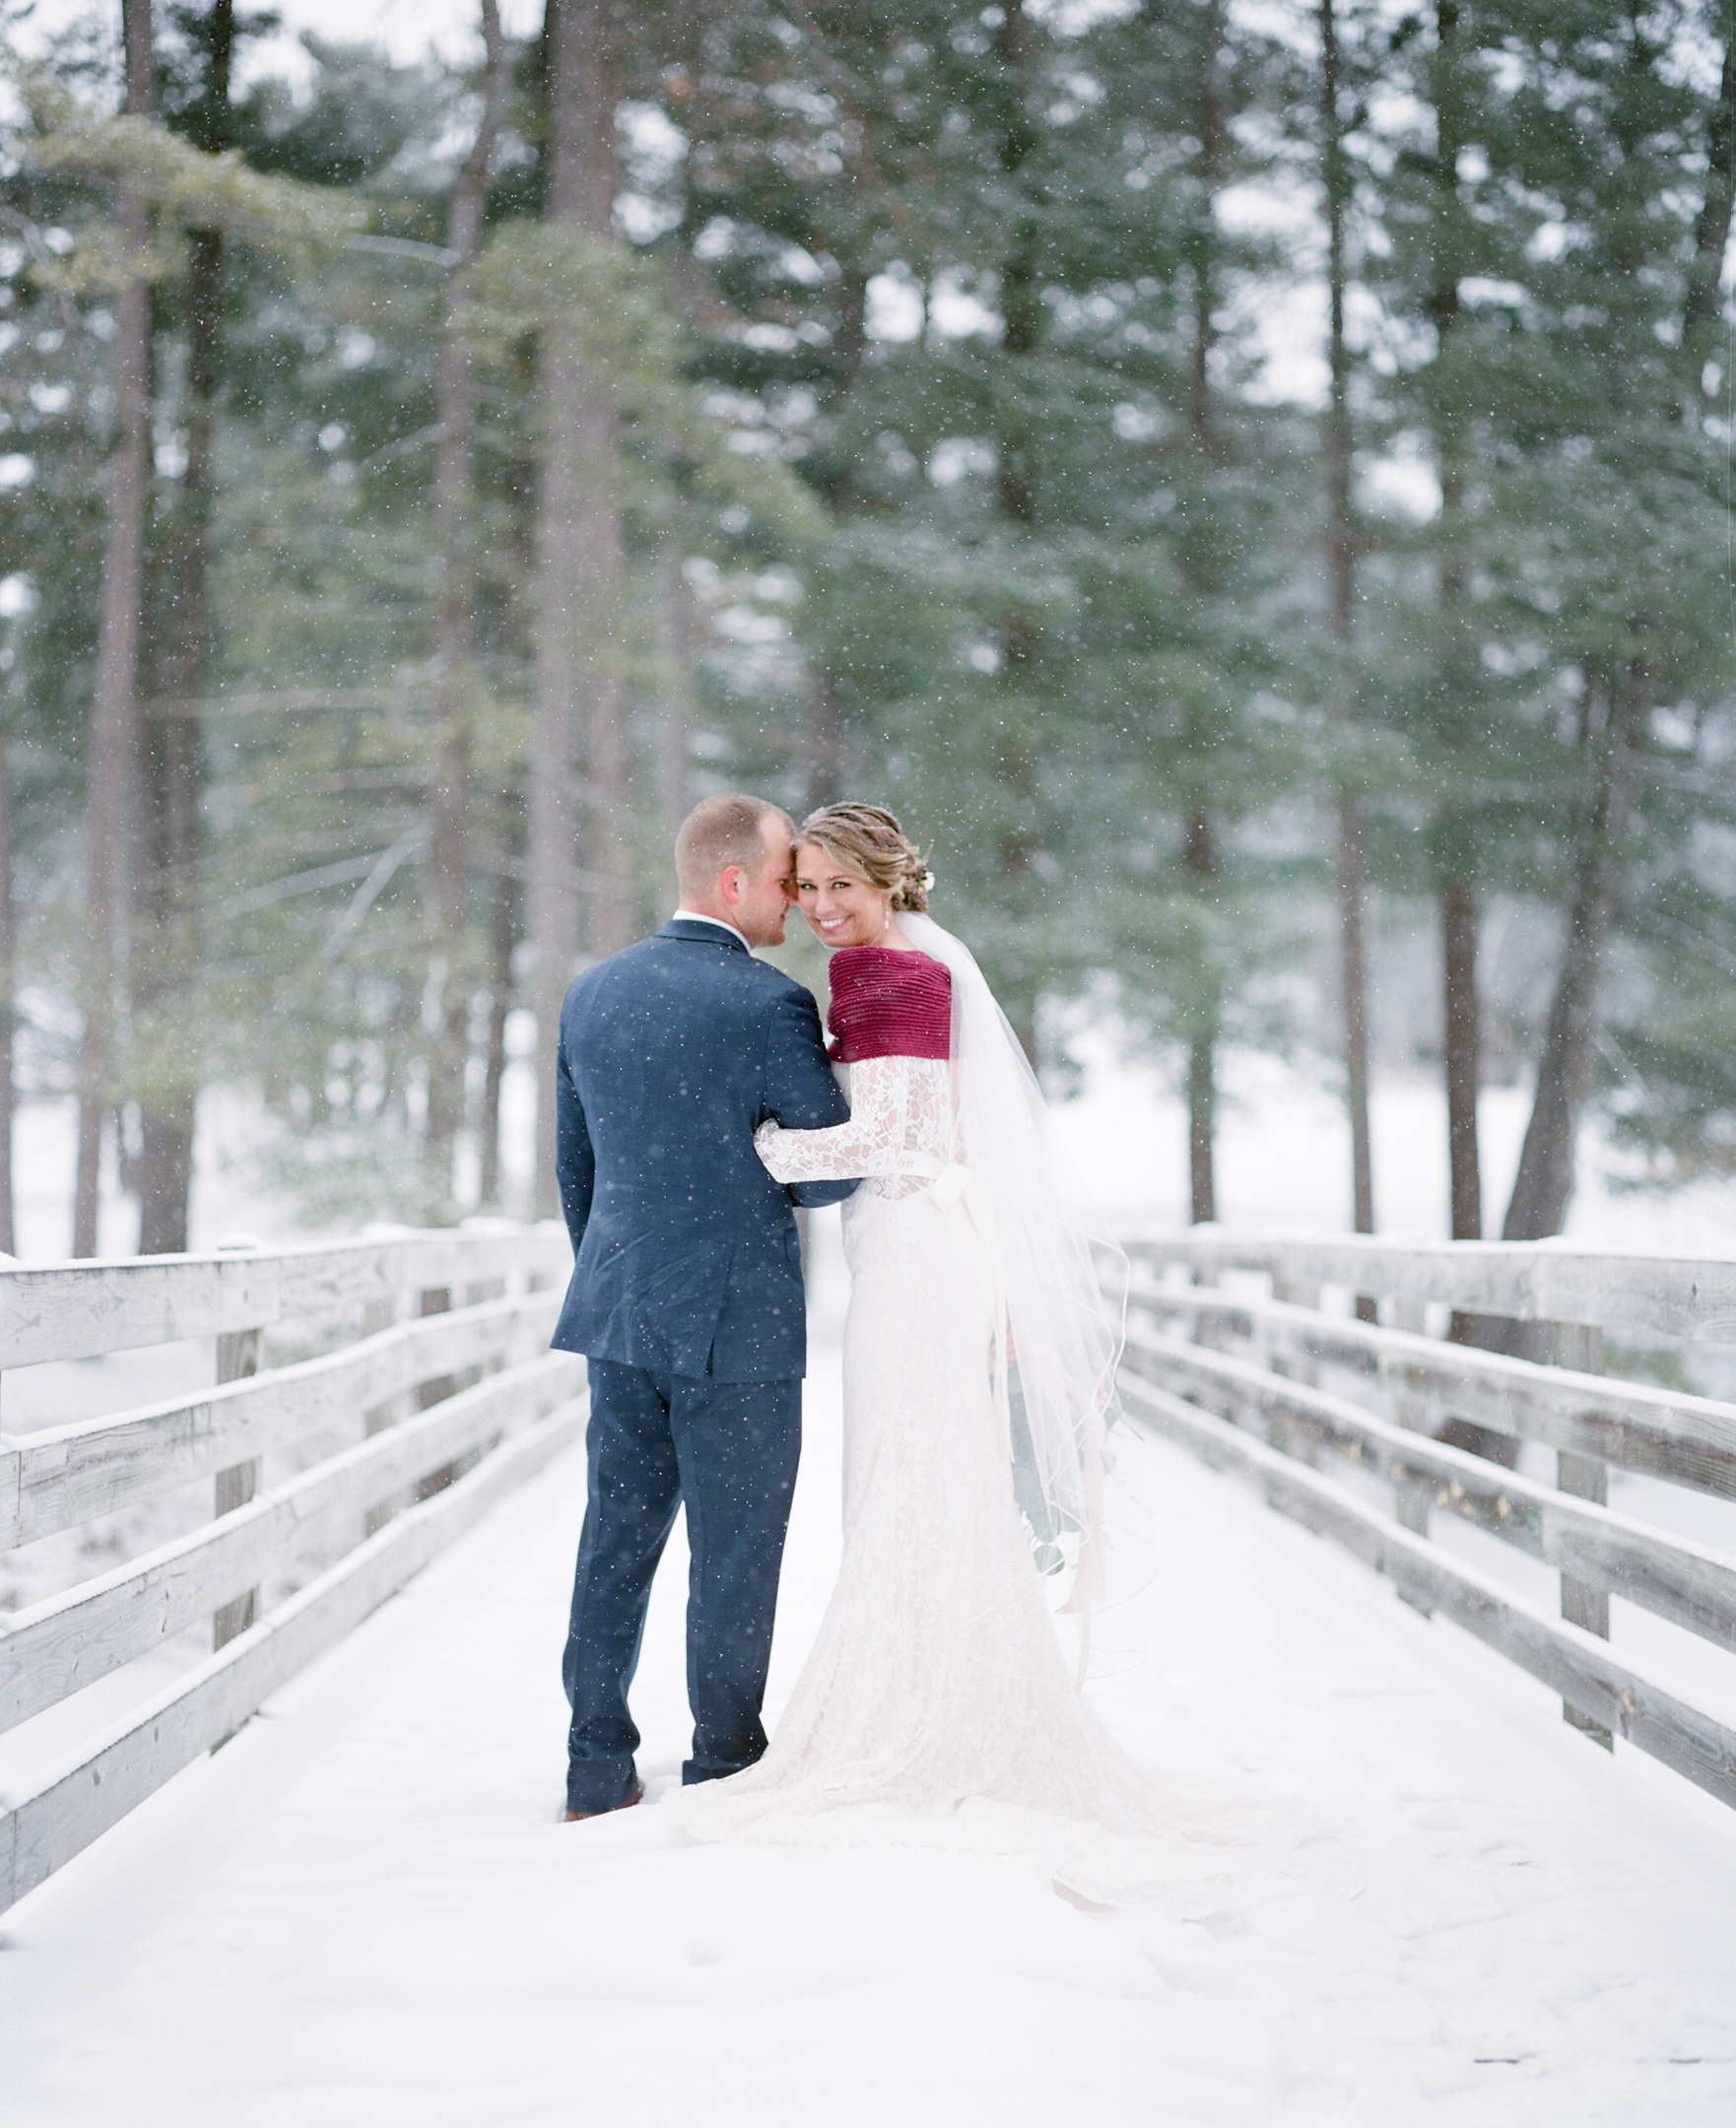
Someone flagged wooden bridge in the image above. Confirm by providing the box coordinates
[5,1220,1736,2122]
[5,1222,1736,1915]
[0,1224,584,1913]
[1114,1230,1736,1810]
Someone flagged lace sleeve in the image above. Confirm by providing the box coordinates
[755,1055,936,1183]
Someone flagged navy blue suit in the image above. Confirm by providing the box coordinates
[553,917,855,1808]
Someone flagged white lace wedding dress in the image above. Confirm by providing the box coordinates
[670,1049,1251,1899]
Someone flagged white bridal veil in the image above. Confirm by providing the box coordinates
[900,913,1136,1666]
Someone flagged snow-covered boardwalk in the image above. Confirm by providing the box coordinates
[6,1334,1735,2128]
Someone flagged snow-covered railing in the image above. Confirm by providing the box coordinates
[0,1225,584,1915]
[1113,1231,1736,1812]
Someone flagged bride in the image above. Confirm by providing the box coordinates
[673,802,1164,1868]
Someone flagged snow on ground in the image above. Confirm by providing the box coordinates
[1046,1047,1736,1257]
[18,1043,1736,1267]
[8,1059,1736,2121]
[6,1255,1736,2126]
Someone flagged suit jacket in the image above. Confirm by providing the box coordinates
[550,918,856,1381]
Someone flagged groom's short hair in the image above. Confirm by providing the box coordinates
[675,793,791,898]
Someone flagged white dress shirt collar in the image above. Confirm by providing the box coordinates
[671,908,751,952]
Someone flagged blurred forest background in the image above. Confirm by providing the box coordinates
[0,0,1731,1256]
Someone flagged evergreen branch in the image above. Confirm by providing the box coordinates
[2,46,366,289]
[460,221,825,545]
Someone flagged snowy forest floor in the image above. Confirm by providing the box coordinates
[18,1052,1736,1264]
[7,1301,1736,2127]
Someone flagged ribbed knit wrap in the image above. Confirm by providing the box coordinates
[825,946,953,1062]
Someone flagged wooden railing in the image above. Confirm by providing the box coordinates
[0,1224,584,1915]
[14,1219,1732,1910]
[1112,1230,1736,1812]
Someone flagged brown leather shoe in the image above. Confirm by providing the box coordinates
[564,1777,645,1823]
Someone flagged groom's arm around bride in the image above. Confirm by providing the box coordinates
[551,794,857,1818]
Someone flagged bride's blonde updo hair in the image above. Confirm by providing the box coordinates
[798,802,933,913]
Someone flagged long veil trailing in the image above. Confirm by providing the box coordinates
[899,913,1139,1669]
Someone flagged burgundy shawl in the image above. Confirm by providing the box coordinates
[826,946,952,1063]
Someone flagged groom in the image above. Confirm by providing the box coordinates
[550,793,857,1818]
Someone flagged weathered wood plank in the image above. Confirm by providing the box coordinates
[1126,1277,1736,1498]
[0,1288,562,1549]
[1119,1324,1736,1654]
[0,1354,581,1733]
[212,1317,264,1653]
[361,1283,405,1541]
[1118,1374,1736,1811]
[1123,1231,1736,1345]
[0,1393,587,1916]
[0,1226,571,1368]
[1551,1321,1613,1743]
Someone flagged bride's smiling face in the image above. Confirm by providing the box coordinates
[793,841,895,950]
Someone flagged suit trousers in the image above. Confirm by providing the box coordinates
[563,1358,803,1812]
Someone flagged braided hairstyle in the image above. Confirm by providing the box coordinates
[797,802,932,912]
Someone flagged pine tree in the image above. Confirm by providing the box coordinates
[73,0,155,1256]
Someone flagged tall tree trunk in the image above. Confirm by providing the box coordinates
[1184,806,1218,1226]
[1500,7,1710,1246]
[73,0,155,1257]
[426,0,506,1181]
[478,838,518,1208]
[1187,1038,1216,1225]
[553,1,630,970]
[1335,800,1374,1234]
[1173,1,1230,1225]
[983,0,1044,1065]
[134,0,236,1257]
[803,669,843,820]
[1428,0,1487,1246]
[0,742,14,1257]
[1436,847,1483,1235]
[1682,17,1734,355]
[801,250,866,813]
[1421,2,1511,1424]
[134,377,203,1254]
[812,261,869,512]
[1186,0,1227,457]
[833,268,868,402]
[1441,873,1482,1239]
[992,0,1041,509]
[1439,868,1501,1375]
[992,0,1042,519]
[1436,828,1484,1248]
[1502,673,1649,1241]
[658,549,697,833]
[1320,0,1374,1237]
[529,0,627,1214]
